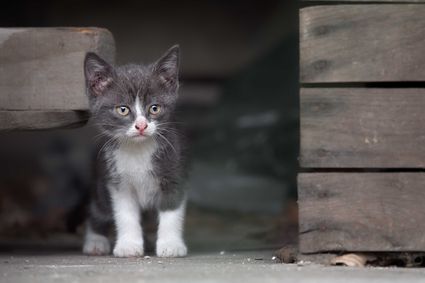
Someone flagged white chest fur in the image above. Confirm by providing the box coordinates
[112,139,159,208]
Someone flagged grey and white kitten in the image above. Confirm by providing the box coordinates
[82,46,187,257]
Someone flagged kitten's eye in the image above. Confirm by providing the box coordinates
[149,104,161,115]
[116,106,130,116]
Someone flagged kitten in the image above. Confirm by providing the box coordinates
[82,45,187,258]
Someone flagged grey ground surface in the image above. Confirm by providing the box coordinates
[2,250,425,283]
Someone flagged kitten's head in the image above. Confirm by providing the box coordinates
[84,45,180,143]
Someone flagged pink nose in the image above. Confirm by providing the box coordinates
[135,121,148,133]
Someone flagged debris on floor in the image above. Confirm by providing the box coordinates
[331,253,374,267]
[274,245,297,263]
[330,253,425,268]
[3,250,425,283]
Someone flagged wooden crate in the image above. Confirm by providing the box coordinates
[0,28,115,130]
[299,2,425,255]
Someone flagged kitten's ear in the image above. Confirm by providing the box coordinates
[153,45,180,91]
[84,52,114,96]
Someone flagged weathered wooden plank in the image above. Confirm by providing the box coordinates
[299,173,425,253]
[0,28,115,111]
[300,5,425,82]
[0,111,89,131]
[301,88,425,168]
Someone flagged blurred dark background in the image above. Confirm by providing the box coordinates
[0,0,298,253]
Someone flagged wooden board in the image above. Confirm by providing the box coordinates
[300,5,425,82]
[300,88,425,168]
[298,173,425,253]
[0,111,89,131]
[0,28,115,111]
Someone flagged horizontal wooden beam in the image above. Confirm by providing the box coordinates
[0,111,89,131]
[299,173,425,253]
[0,28,115,111]
[300,88,425,168]
[300,5,425,82]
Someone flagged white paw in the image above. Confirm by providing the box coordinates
[83,235,111,256]
[156,238,187,257]
[113,239,144,257]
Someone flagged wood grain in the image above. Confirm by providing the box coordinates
[298,173,425,253]
[0,28,115,111]
[0,111,89,131]
[301,88,425,168]
[300,5,425,82]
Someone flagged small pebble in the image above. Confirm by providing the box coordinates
[144,256,151,259]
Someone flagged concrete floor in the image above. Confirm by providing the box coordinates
[2,250,425,283]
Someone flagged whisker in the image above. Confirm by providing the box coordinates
[92,132,109,142]
[157,128,182,138]
[155,121,186,126]
[155,132,177,155]
[97,136,118,160]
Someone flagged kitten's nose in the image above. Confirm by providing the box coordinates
[135,121,148,133]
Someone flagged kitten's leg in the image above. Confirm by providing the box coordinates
[83,203,111,255]
[83,221,111,255]
[156,201,187,257]
[111,184,144,257]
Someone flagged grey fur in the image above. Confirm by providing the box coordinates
[84,46,186,244]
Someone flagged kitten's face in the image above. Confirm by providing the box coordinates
[84,46,179,143]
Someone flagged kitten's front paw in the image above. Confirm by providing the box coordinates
[156,238,187,257]
[83,235,111,256]
[113,240,144,257]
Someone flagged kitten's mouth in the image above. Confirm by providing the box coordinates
[128,133,150,141]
